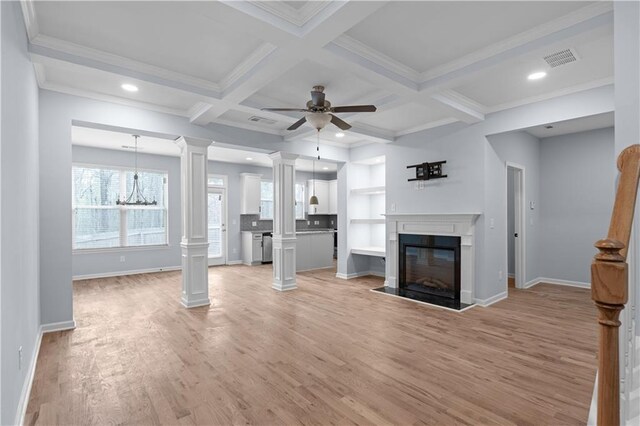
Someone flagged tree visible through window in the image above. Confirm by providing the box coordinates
[72,166,168,249]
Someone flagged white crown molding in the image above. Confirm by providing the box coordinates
[220,42,277,92]
[395,117,460,137]
[19,0,39,41]
[249,1,331,28]
[40,80,191,118]
[419,2,613,83]
[331,34,420,84]
[430,89,487,123]
[30,34,222,94]
[484,76,614,114]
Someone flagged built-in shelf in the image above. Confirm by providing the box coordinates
[350,186,386,195]
[350,218,385,224]
[351,246,385,257]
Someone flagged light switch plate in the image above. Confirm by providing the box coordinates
[252,221,257,227]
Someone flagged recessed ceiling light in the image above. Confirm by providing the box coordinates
[335,132,345,138]
[527,71,547,81]
[121,83,139,92]
[322,166,329,170]
[246,157,253,161]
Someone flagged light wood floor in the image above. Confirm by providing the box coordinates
[26,265,597,425]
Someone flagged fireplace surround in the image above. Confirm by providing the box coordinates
[383,213,481,309]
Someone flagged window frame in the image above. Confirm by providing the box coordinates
[72,162,169,252]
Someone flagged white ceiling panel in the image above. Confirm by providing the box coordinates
[346,1,592,73]
[35,1,265,83]
[354,101,452,133]
[40,60,203,113]
[454,26,612,109]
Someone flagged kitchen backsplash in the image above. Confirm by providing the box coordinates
[240,214,337,232]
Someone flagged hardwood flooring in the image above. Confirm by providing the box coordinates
[26,265,597,425]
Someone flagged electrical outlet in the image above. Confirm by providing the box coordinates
[232,248,237,254]
[498,270,503,280]
[489,218,495,229]
[120,256,125,262]
[314,220,319,225]
[330,220,334,225]
[252,221,257,227]
[18,346,23,370]
[307,221,310,225]
[391,203,396,212]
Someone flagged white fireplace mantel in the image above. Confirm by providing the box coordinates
[385,213,481,304]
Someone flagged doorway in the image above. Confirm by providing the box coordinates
[208,187,227,266]
[507,163,525,289]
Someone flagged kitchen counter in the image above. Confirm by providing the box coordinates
[242,229,335,235]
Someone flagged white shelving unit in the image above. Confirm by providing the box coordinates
[349,158,386,258]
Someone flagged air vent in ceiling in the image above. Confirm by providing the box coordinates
[249,115,277,125]
[543,48,579,68]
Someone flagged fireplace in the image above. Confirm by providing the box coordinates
[399,234,460,301]
[374,213,479,310]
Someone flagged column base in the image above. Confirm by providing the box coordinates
[272,281,298,292]
[181,297,211,308]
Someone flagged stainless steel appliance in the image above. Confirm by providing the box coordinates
[262,232,273,263]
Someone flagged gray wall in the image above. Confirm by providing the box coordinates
[72,145,336,277]
[1,2,41,424]
[539,127,615,283]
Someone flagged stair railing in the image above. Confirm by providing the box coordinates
[591,144,640,426]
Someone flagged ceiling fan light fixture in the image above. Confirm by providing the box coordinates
[306,112,331,130]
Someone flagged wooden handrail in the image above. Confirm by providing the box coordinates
[591,144,640,426]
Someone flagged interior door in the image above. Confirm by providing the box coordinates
[208,188,226,266]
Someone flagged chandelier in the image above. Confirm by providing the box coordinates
[116,135,157,206]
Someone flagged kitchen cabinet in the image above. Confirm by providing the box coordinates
[241,231,263,265]
[328,179,338,215]
[240,173,261,215]
[307,180,330,215]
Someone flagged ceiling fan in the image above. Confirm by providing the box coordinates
[261,85,376,131]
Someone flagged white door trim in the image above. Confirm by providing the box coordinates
[506,162,526,290]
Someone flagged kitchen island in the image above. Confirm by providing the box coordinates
[241,229,335,271]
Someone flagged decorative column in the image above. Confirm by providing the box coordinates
[270,152,298,291]
[175,136,213,308]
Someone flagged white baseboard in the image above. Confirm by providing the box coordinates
[474,290,508,307]
[16,319,76,425]
[73,266,181,281]
[41,320,76,333]
[524,277,590,289]
[15,328,42,426]
[336,270,385,279]
[226,260,243,265]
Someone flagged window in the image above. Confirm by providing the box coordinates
[260,180,273,219]
[72,165,168,250]
[295,183,305,219]
[208,175,225,187]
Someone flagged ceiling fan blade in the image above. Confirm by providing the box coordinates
[261,108,309,112]
[311,90,325,107]
[287,116,307,131]
[330,114,352,131]
[331,105,377,113]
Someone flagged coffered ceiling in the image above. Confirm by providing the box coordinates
[23,1,613,147]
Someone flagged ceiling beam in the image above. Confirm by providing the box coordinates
[430,90,486,124]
